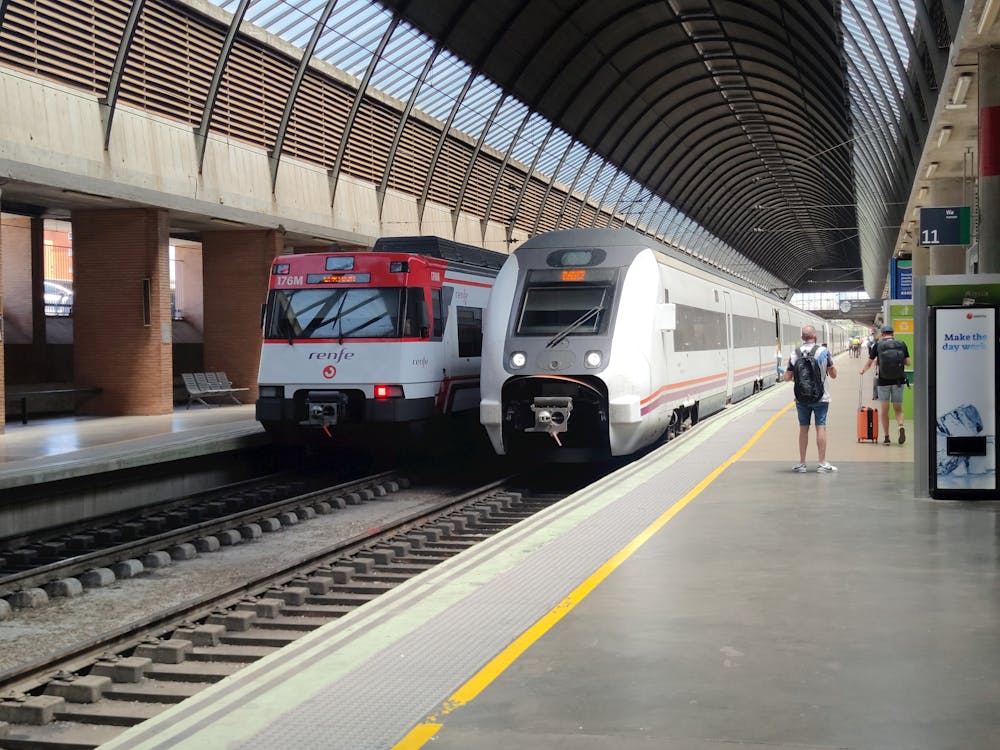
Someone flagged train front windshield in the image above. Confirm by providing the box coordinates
[516,285,611,336]
[265,288,424,340]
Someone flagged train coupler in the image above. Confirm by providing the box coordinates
[527,397,573,446]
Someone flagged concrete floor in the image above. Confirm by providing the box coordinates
[425,362,1000,750]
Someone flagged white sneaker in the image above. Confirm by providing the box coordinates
[817,463,838,473]
[793,463,808,473]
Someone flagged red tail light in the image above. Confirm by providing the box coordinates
[374,385,389,399]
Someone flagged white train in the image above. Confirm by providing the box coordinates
[480,228,846,460]
[256,236,506,441]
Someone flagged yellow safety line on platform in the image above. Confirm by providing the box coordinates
[393,399,795,750]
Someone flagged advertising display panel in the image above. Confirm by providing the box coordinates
[929,306,997,499]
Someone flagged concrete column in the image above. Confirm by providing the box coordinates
[71,208,173,415]
[928,177,967,274]
[31,217,46,375]
[981,49,1000,273]
[0,214,31,352]
[911,245,930,276]
[0,201,5,432]
[201,230,283,402]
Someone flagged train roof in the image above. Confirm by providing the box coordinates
[515,228,790,305]
[371,236,507,271]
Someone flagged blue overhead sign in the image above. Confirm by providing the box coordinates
[891,258,912,300]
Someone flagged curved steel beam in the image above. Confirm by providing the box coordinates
[505,122,556,243]
[269,0,340,191]
[451,91,507,231]
[377,42,441,219]
[480,107,533,238]
[531,136,578,236]
[329,15,401,207]
[0,0,10,34]
[572,159,608,228]
[195,0,251,174]
[416,68,476,225]
[587,164,620,228]
[100,0,146,149]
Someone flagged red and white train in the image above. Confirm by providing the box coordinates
[256,236,506,440]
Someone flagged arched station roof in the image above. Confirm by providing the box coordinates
[0,0,963,295]
[373,0,960,295]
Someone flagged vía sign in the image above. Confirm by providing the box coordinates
[919,206,971,246]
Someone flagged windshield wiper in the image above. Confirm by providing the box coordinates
[334,290,349,344]
[545,305,603,348]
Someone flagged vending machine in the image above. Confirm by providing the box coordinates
[928,305,998,499]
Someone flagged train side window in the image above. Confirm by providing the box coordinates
[402,288,424,337]
[431,288,444,338]
[457,306,484,357]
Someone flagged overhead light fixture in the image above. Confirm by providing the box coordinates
[918,186,929,200]
[925,162,939,178]
[907,221,915,231]
[912,207,921,220]
[937,126,953,147]
[951,73,973,106]
[979,0,999,34]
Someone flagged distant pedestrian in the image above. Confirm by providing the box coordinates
[775,338,783,381]
[786,324,839,472]
[860,324,911,445]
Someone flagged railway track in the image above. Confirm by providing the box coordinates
[0,468,403,607]
[0,474,573,749]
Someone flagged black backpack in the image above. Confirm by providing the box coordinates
[877,338,906,381]
[792,345,825,403]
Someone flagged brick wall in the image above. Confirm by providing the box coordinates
[0,210,6,429]
[1,215,32,345]
[201,230,283,402]
[71,208,173,415]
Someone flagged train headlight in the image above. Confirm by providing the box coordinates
[509,351,527,369]
[584,350,603,368]
[259,386,284,398]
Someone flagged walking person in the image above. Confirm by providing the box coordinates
[860,324,911,445]
[785,324,839,472]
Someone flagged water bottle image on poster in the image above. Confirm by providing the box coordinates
[930,306,997,496]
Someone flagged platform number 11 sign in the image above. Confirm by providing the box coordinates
[919,207,971,246]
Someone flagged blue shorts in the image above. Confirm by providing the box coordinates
[796,401,829,426]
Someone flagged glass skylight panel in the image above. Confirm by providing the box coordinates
[451,77,502,137]
[555,142,589,186]
[414,50,471,121]
[484,98,530,155]
[366,24,432,98]
[532,128,570,177]
[510,113,551,167]
[316,2,393,76]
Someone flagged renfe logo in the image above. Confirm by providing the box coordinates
[309,350,354,363]
[309,349,354,362]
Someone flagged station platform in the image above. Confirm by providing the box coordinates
[99,357,1000,750]
[0,405,265,491]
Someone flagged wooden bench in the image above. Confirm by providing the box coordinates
[182,372,249,408]
[4,386,102,425]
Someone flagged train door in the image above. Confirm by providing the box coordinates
[722,290,734,397]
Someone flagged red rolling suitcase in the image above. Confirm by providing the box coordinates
[857,377,878,443]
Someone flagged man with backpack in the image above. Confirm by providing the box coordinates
[785,325,839,473]
[860,324,911,445]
